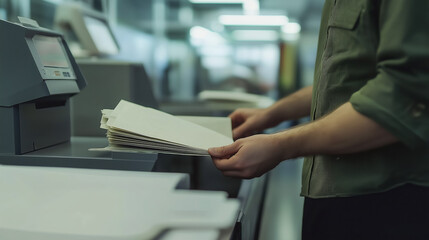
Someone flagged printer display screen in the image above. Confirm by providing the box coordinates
[84,16,119,55]
[33,35,69,68]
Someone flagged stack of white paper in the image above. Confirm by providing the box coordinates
[94,100,234,155]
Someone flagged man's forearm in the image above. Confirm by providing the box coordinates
[275,102,398,158]
[266,85,313,124]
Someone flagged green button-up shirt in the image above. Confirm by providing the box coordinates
[302,0,429,198]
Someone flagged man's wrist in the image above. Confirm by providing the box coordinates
[272,127,308,160]
[264,106,283,127]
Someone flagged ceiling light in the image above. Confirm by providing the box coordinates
[282,22,301,34]
[243,0,259,15]
[190,26,212,39]
[190,26,226,47]
[219,15,289,26]
[189,0,244,4]
[199,45,232,56]
[232,30,279,41]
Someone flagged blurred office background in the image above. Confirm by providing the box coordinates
[0,1,323,239]
[0,0,322,102]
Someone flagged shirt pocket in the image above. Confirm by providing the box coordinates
[328,7,361,30]
[324,3,362,60]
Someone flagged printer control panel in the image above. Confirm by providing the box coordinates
[27,35,77,81]
[40,68,76,80]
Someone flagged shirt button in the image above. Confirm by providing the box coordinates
[411,103,426,117]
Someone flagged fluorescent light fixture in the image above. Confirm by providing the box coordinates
[189,0,244,3]
[190,26,213,39]
[243,0,260,15]
[43,0,63,3]
[232,30,279,41]
[190,26,226,47]
[199,45,232,56]
[282,22,301,34]
[219,15,288,26]
[202,56,232,69]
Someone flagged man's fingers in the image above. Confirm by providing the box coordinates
[232,122,253,140]
[208,142,240,158]
[229,112,244,129]
[212,157,237,171]
[212,151,259,179]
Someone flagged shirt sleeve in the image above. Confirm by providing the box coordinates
[349,0,429,149]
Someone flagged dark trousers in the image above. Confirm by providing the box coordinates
[302,184,429,240]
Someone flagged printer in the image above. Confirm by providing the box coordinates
[0,17,157,171]
[0,17,85,154]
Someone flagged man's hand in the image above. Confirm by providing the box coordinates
[208,134,288,179]
[229,86,313,140]
[229,108,275,140]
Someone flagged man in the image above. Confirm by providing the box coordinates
[208,1,429,239]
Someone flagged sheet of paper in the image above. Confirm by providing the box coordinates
[177,116,232,139]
